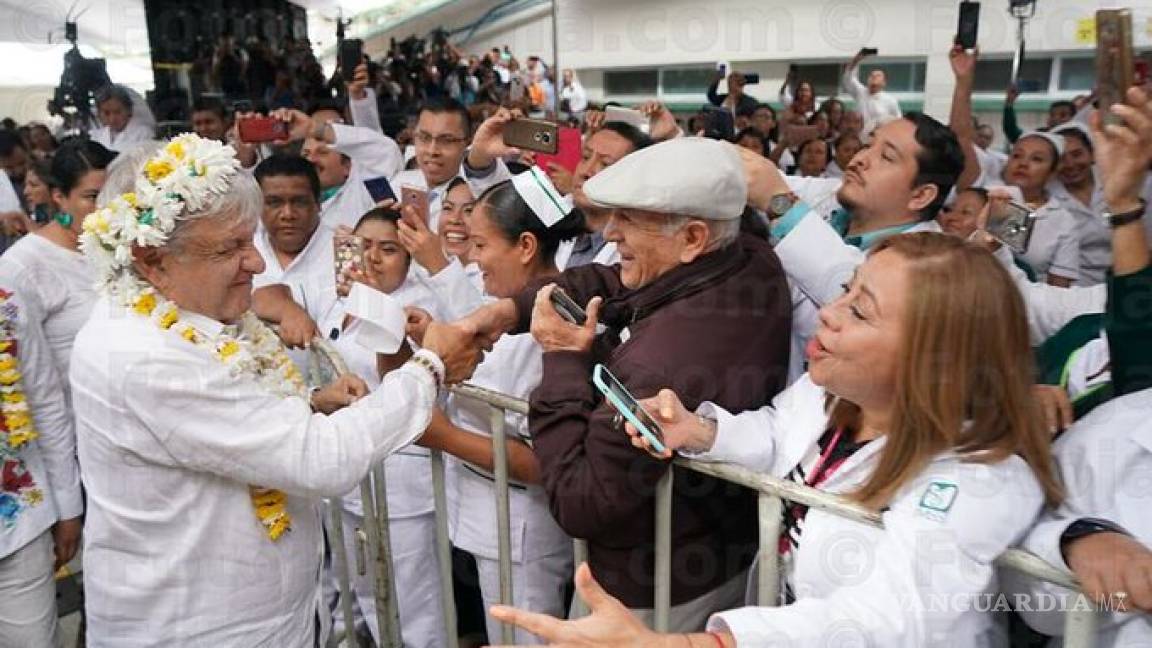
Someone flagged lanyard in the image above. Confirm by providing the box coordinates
[805,426,847,488]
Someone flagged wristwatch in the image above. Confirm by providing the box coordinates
[1059,517,1128,562]
[767,192,800,220]
[1102,199,1146,228]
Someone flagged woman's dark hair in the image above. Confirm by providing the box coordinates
[473,179,586,264]
[1057,128,1093,155]
[52,140,116,195]
[27,158,55,188]
[732,127,767,157]
[354,206,403,231]
[902,112,965,221]
[444,176,472,199]
[959,186,990,205]
[95,84,134,112]
[598,121,653,152]
[796,137,829,160]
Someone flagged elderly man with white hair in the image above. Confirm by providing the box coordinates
[460,137,793,631]
[69,134,481,646]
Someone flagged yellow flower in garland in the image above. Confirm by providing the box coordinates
[250,486,291,540]
[133,293,157,316]
[144,158,175,183]
[218,340,240,359]
[158,307,179,330]
[0,292,39,452]
[180,328,198,343]
[165,140,186,160]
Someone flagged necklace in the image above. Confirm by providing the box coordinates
[129,288,305,541]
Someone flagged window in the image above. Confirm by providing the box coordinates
[972,57,1053,93]
[858,62,927,92]
[790,63,843,98]
[661,67,716,95]
[1058,57,1094,91]
[603,70,658,97]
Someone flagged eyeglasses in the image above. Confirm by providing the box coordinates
[415,132,467,147]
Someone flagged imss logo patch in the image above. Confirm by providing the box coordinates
[917,481,959,522]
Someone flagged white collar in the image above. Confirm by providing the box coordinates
[178,309,229,339]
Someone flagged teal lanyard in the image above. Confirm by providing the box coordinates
[320,185,343,203]
[830,209,919,250]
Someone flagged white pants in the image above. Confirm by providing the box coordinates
[0,531,62,648]
[475,546,573,646]
[328,511,447,648]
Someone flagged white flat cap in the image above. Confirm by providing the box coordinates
[582,137,747,221]
[1018,130,1066,157]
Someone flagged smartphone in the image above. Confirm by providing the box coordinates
[339,38,364,83]
[716,62,727,76]
[364,176,396,203]
[1096,9,1134,127]
[549,287,587,325]
[783,124,821,146]
[740,72,761,85]
[592,364,667,454]
[503,118,559,154]
[957,1,980,50]
[333,235,367,293]
[400,185,430,224]
[535,127,583,174]
[604,106,648,133]
[859,47,879,57]
[237,116,288,143]
[987,201,1037,255]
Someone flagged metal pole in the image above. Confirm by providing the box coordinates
[490,404,515,644]
[551,0,561,116]
[1062,597,1099,648]
[653,468,674,632]
[430,450,460,648]
[327,498,362,648]
[570,539,589,618]
[757,494,783,607]
[368,466,403,648]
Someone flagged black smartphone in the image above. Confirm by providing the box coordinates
[741,72,761,85]
[550,287,587,325]
[363,177,396,203]
[859,47,878,57]
[339,38,364,82]
[957,1,980,49]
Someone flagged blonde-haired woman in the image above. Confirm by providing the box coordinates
[489,232,1062,647]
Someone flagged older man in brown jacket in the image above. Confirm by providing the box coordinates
[464,137,791,631]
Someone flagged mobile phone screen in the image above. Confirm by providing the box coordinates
[594,365,665,450]
[364,177,396,203]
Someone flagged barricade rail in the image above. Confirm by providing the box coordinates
[315,360,1096,648]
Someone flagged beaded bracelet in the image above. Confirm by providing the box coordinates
[408,352,444,388]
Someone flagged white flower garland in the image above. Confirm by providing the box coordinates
[79,133,303,541]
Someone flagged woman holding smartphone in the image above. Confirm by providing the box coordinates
[321,206,452,648]
[488,232,1062,647]
[416,169,585,645]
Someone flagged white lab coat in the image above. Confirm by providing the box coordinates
[1003,387,1152,647]
[319,280,448,648]
[841,66,902,136]
[696,375,1046,647]
[446,332,573,645]
[323,125,404,230]
[990,246,1106,344]
[416,257,487,322]
[71,297,440,647]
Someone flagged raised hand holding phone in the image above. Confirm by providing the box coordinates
[623,388,719,459]
[529,284,601,354]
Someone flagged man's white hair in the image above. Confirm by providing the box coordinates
[661,214,741,250]
[99,141,261,255]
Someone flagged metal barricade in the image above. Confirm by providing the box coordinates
[444,385,1100,647]
[309,339,417,648]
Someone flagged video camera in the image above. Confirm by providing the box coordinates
[49,20,111,130]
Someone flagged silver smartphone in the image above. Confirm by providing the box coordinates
[986,201,1037,254]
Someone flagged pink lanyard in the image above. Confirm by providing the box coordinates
[804,426,847,488]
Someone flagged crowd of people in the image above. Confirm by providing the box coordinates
[0,22,1149,648]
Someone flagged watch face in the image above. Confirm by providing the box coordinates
[770,194,794,217]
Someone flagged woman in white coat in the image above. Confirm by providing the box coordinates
[322,207,449,647]
[488,232,1063,647]
[416,170,585,645]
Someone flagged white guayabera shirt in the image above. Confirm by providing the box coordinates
[70,296,440,647]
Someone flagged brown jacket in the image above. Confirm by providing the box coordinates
[510,233,792,608]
